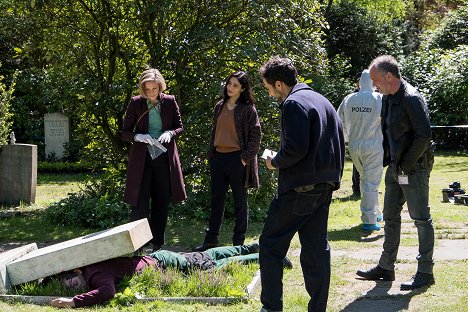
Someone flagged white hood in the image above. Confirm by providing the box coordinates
[337,69,383,143]
[359,69,374,92]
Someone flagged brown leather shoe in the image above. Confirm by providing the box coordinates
[356,265,395,281]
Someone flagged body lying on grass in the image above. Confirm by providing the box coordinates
[50,244,265,308]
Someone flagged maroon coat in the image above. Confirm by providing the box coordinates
[122,94,187,206]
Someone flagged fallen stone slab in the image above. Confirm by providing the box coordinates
[246,269,261,295]
[7,219,152,285]
[0,294,247,306]
[0,295,58,306]
[136,296,247,304]
[0,244,37,293]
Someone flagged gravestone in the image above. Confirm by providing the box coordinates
[44,113,70,159]
[0,144,37,204]
[6,219,152,285]
[0,244,38,293]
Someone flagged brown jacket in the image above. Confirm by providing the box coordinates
[209,100,261,188]
[121,94,186,206]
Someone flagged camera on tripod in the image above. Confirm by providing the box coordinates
[442,181,466,204]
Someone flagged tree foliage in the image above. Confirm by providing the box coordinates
[323,0,403,79]
[427,5,468,49]
[404,45,468,126]
[402,4,468,152]
[403,4,468,126]
[0,64,16,146]
[323,0,407,21]
[3,0,329,222]
[2,0,465,224]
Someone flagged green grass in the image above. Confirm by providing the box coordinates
[123,262,258,298]
[12,262,258,304]
[0,152,467,311]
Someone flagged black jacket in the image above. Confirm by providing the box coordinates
[381,80,432,174]
[271,83,345,195]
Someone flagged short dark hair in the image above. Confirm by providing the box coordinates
[259,56,298,87]
[58,270,80,283]
[370,55,401,79]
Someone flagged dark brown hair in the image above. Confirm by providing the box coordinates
[223,71,256,105]
[259,56,298,87]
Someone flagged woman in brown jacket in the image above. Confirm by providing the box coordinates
[194,71,261,251]
[122,68,186,251]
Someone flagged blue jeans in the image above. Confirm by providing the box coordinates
[378,163,434,274]
[259,183,333,312]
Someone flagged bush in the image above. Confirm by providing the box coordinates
[403,7,468,151]
[403,45,468,127]
[428,6,468,50]
[0,64,16,146]
[45,170,129,229]
[38,160,96,173]
[323,0,403,78]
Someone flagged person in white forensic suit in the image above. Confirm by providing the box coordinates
[338,69,383,231]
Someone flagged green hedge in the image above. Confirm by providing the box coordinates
[38,161,97,173]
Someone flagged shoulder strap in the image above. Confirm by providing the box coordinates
[133,98,158,132]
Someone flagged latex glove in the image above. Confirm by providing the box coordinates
[158,131,174,143]
[134,134,155,145]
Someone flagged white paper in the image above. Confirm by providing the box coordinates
[398,175,409,185]
[261,149,277,160]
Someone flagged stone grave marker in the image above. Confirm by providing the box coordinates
[6,219,152,285]
[44,113,69,159]
[0,144,37,204]
[0,244,38,293]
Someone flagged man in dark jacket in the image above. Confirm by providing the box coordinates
[259,56,345,312]
[357,55,435,291]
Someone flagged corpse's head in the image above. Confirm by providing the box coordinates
[59,269,88,289]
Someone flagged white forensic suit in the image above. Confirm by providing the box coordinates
[337,69,383,224]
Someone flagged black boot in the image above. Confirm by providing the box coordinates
[356,265,395,281]
[400,272,434,290]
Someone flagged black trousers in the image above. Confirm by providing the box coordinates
[260,183,333,312]
[352,164,361,195]
[205,151,248,245]
[131,152,170,246]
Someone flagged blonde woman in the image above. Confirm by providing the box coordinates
[122,68,186,251]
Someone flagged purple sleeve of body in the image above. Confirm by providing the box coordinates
[72,256,156,307]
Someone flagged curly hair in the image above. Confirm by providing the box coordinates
[259,56,298,87]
